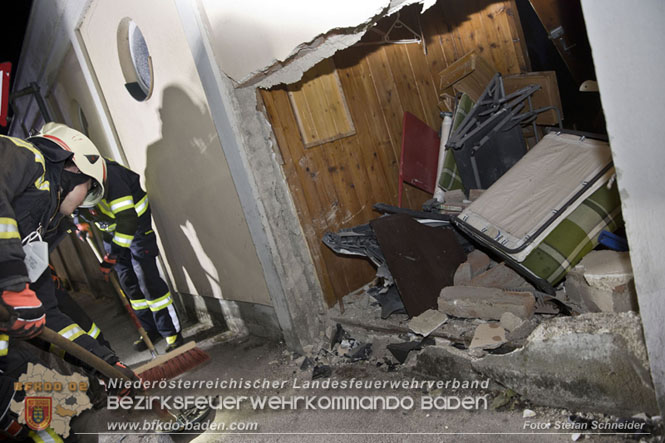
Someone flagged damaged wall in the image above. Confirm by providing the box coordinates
[260,0,529,306]
[198,0,393,86]
[581,0,665,415]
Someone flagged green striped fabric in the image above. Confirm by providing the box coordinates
[438,94,474,193]
[518,180,623,285]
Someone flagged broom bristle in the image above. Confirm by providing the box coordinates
[138,347,210,382]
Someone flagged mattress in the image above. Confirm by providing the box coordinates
[454,132,623,290]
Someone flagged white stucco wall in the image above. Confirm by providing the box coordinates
[198,0,434,87]
[48,48,112,158]
[77,0,272,306]
[581,0,665,414]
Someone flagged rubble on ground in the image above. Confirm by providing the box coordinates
[472,312,658,416]
[564,250,638,313]
[318,92,647,421]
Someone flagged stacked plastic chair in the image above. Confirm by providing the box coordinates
[446,73,562,193]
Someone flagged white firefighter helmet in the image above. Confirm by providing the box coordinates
[33,122,106,208]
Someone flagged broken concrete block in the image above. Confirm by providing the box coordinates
[453,262,473,285]
[563,250,638,314]
[581,250,633,291]
[467,249,491,277]
[565,269,638,313]
[467,263,532,290]
[411,344,486,382]
[470,323,506,349]
[506,318,539,343]
[500,312,524,332]
[408,309,448,337]
[471,312,658,416]
[438,286,535,320]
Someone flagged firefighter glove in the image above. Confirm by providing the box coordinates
[100,254,117,280]
[104,361,141,397]
[76,222,91,241]
[0,284,46,339]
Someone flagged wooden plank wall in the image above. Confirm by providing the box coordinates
[260,0,529,307]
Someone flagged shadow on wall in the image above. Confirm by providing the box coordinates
[144,86,228,328]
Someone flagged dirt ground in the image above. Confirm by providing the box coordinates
[57,290,661,443]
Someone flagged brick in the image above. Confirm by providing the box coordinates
[438,286,535,320]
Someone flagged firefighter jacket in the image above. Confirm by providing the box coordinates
[76,159,150,257]
[0,135,73,291]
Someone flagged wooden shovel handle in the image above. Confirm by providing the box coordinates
[0,304,131,381]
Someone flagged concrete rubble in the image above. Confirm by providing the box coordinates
[466,263,533,290]
[411,343,487,382]
[323,210,653,421]
[453,249,491,285]
[499,312,524,332]
[471,312,659,416]
[466,250,491,277]
[469,323,506,350]
[565,250,638,313]
[438,286,535,320]
[408,309,448,337]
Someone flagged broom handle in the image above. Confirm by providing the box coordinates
[0,305,131,381]
[85,236,157,355]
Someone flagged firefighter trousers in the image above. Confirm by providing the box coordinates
[104,230,181,345]
[0,272,118,376]
[54,286,113,352]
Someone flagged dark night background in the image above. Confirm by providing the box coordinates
[1,1,33,135]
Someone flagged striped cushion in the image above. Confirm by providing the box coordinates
[518,179,623,285]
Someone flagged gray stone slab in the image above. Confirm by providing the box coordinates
[411,345,487,382]
[471,312,658,416]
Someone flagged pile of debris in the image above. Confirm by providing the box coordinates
[320,65,657,423]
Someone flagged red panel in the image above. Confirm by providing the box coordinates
[398,112,440,206]
[0,62,11,127]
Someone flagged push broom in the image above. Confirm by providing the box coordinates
[85,235,209,381]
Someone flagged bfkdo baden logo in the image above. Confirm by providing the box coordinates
[25,397,52,431]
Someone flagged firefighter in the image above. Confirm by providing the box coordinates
[0,124,136,440]
[75,155,183,353]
